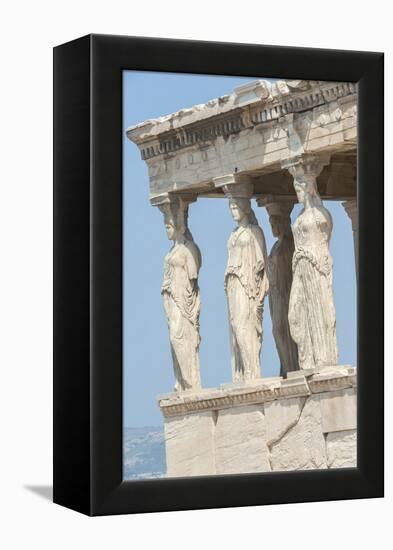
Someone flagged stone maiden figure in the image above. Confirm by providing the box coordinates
[157,196,202,392]
[224,188,269,382]
[264,200,299,376]
[288,171,338,370]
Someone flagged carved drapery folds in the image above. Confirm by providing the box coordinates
[214,175,269,382]
[282,155,339,370]
[148,154,353,390]
[152,193,202,392]
[257,196,299,376]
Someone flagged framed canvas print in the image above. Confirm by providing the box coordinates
[53,34,383,516]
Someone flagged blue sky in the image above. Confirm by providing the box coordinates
[123,71,357,428]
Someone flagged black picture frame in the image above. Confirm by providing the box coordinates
[53,34,384,516]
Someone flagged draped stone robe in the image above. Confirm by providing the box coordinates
[161,239,201,391]
[225,224,269,381]
[267,229,299,376]
[288,206,338,370]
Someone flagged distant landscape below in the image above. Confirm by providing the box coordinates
[123,426,166,479]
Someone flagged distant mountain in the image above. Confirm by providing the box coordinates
[123,426,166,480]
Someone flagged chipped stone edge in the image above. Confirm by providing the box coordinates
[126,80,357,148]
[158,366,356,418]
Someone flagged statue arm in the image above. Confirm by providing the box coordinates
[316,206,333,236]
[251,226,270,295]
[184,245,199,281]
[252,226,268,273]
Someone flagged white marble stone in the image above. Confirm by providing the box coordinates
[269,394,327,471]
[215,405,270,474]
[308,366,356,393]
[215,177,269,382]
[285,155,339,370]
[164,411,216,477]
[127,81,357,201]
[158,367,354,418]
[159,369,357,476]
[153,194,202,392]
[264,397,305,446]
[320,388,357,433]
[260,197,299,375]
[326,430,357,468]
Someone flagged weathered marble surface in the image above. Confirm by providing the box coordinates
[215,405,270,474]
[216,178,269,381]
[285,155,338,370]
[326,430,357,468]
[126,80,357,200]
[164,411,216,476]
[260,197,298,376]
[269,394,327,470]
[264,396,305,446]
[153,194,202,392]
[160,367,357,477]
[320,388,357,433]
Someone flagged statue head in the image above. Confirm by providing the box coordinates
[284,155,327,208]
[151,193,199,248]
[161,200,187,242]
[294,178,322,207]
[229,198,249,222]
[163,213,177,240]
[150,193,196,244]
[229,198,258,226]
[261,199,294,239]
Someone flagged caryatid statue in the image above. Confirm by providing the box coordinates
[283,155,338,370]
[152,193,202,392]
[257,197,299,376]
[214,176,269,382]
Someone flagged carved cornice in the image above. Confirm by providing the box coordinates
[307,367,357,393]
[127,81,357,161]
[158,366,356,417]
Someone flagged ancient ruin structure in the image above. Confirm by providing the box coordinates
[221,180,269,383]
[259,196,298,376]
[126,78,357,475]
[153,193,202,392]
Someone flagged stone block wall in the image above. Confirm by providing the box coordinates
[159,367,356,477]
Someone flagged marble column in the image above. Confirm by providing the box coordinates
[151,193,202,392]
[256,196,299,376]
[342,199,358,282]
[213,175,269,382]
[282,155,339,370]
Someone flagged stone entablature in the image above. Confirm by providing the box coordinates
[126,79,357,199]
[158,366,356,417]
[160,368,357,476]
[128,81,356,159]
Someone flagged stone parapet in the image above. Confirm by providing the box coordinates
[159,366,357,477]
